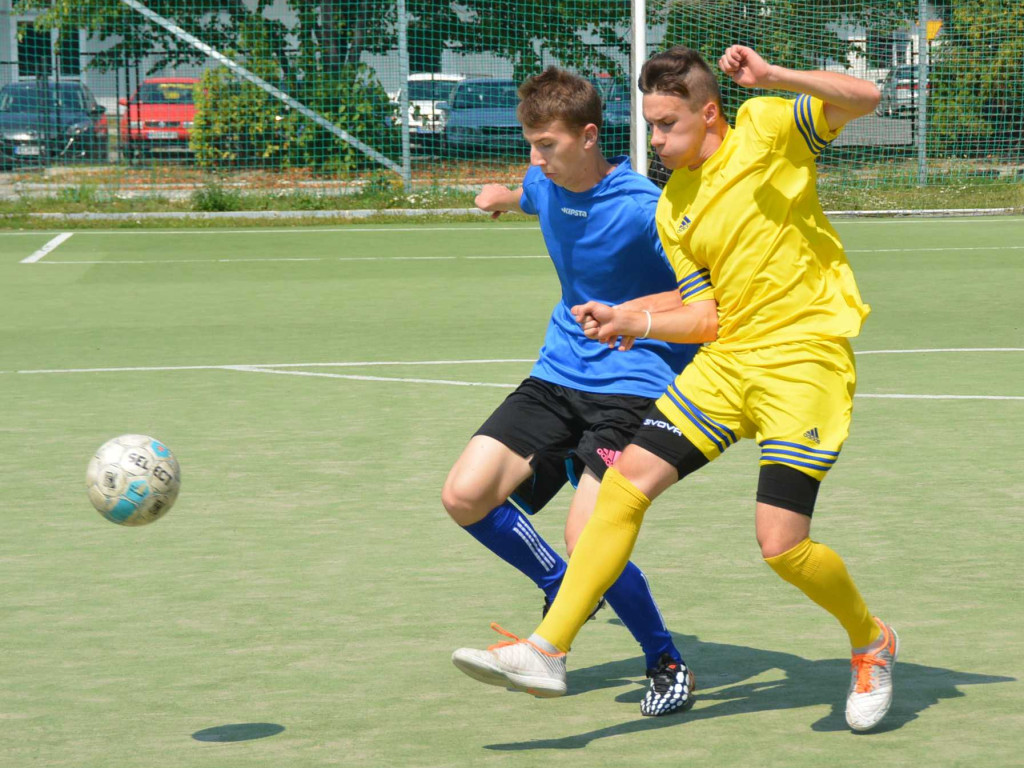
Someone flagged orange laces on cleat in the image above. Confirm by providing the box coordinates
[487,622,526,650]
[486,622,565,657]
[850,652,888,693]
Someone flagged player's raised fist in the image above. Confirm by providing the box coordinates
[718,45,771,89]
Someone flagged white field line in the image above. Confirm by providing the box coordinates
[0,216,1022,238]
[7,349,1023,400]
[229,366,1023,399]
[0,225,542,237]
[10,349,1021,375]
[33,254,548,265]
[856,393,1023,400]
[845,245,1024,254]
[12,358,534,375]
[858,347,1023,354]
[224,365,514,388]
[20,232,73,263]
[22,244,1024,266]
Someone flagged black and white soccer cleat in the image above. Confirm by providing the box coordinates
[640,653,696,716]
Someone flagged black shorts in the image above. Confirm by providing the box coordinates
[630,403,712,480]
[475,377,655,513]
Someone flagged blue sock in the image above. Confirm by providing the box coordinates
[463,502,566,601]
[603,561,681,669]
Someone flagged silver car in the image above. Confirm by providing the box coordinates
[877,65,926,118]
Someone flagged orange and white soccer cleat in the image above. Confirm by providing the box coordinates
[846,617,899,731]
[451,623,567,698]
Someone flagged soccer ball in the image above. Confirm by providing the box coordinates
[86,434,181,526]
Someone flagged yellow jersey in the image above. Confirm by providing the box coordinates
[656,95,870,351]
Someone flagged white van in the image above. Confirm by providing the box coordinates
[390,73,465,150]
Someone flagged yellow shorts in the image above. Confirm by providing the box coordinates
[654,339,857,481]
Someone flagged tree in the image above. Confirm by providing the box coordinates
[15,0,385,78]
[927,0,1024,158]
[16,0,399,170]
[659,0,916,120]
[433,0,633,81]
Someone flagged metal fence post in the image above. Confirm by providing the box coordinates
[397,0,411,192]
[917,0,928,186]
[631,0,647,176]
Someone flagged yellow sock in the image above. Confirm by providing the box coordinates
[536,467,650,652]
[765,537,880,648]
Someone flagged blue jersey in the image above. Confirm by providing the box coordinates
[520,158,698,398]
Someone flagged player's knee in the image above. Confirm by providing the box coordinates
[440,475,473,520]
[757,532,805,560]
[756,465,819,558]
[441,473,491,525]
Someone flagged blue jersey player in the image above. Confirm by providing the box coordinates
[442,67,700,716]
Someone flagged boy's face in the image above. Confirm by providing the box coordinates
[522,119,597,190]
[643,92,717,170]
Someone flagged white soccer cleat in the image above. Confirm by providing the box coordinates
[451,623,567,698]
[846,617,899,731]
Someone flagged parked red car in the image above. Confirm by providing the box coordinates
[120,77,198,158]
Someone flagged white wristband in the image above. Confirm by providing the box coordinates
[640,309,652,339]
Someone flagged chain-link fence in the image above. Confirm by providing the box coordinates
[1,0,1021,204]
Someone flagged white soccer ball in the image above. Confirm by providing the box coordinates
[85,434,181,526]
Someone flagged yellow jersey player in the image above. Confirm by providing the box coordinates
[452,45,899,733]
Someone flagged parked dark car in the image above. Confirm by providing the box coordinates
[441,75,636,159]
[0,81,108,167]
[440,78,525,156]
[647,154,671,188]
[592,77,632,156]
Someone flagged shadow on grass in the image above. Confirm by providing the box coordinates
[484,625,1014,750]
[192,722,285,742]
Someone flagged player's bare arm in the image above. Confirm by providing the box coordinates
[718,44,880,130]
[475,184,526,219]
[614,290,684,314]
[608,291,686,351]
[572,298,717,348]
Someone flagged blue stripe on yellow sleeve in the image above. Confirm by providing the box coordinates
[676,269,709,291]
[676,268,712,299]
[792,97,816,153]
[793,95,827,155]
[801,95,828,151]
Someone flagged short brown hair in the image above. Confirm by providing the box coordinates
[517,67,603,132]
[639,46,722,110]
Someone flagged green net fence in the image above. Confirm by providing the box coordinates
[1,0,1021,211]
